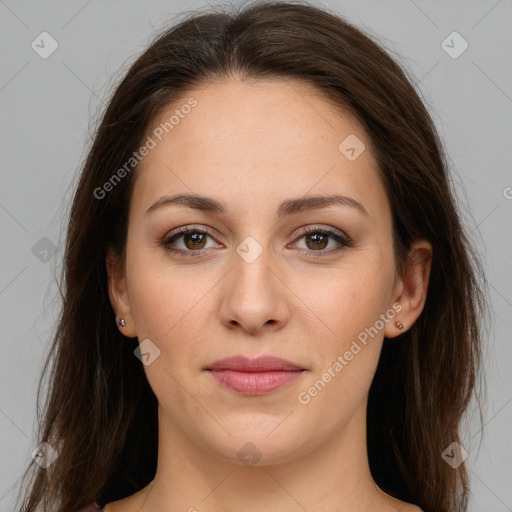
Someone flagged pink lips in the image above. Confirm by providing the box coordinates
[206,355,306,396]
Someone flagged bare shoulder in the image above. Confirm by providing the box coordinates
[104,500,425,512]
[103,497,135,512]
[103,501,128,512]
[102,487,150,512]
[400,504,423,512]
[103,496,424,512]
[103,499,133,512]
[380,492,423,512]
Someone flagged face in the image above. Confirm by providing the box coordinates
[109,77,416,466]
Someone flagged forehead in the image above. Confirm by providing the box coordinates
[132,77,388,221]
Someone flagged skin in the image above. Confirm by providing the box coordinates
[105,76,431,512]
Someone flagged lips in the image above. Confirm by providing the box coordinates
[207,355,304,372]
[205,355,306,396]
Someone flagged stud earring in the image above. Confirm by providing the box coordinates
[117,318,126,327]
[395,320,405,331]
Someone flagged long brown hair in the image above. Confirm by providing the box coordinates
[15,2,489,511]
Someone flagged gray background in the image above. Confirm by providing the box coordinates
[1,0,511,510]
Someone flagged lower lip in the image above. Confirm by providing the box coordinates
[207,369,305,395]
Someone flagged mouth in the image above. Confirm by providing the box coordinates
[205,355,307,396]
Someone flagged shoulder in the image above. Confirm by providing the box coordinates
[381,494,423,512]
[78,503,103,512]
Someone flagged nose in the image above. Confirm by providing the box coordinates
[218,248,290,336]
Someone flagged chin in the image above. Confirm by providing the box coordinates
[194,417,312,467]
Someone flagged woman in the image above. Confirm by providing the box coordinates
[16,1,488,511]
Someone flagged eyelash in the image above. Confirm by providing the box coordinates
[161,225,353,258]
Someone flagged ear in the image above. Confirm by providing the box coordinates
[106,246,137,338]
[384,239,433,339]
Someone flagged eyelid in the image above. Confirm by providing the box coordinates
[161,224,353,257]
[289,225,353,257]
[161,225,221,256]
[292,224,351,245]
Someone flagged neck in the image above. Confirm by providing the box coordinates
[137,403,396,512]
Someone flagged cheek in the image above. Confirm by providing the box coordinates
[297,254,394,396]
[303,263,391,346]
[127,253,214,359]
[316,287,385,389]
[295,274,388,430]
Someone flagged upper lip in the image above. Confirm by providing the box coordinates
[206,355,305,372]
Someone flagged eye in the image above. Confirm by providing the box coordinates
[291,226,353,257]
[161,225,353,258]
[161,226,220,257]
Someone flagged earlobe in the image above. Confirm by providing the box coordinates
[385,239,433,339]
[106,247,137,338]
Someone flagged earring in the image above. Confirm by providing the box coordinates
[395,320,405,331]
[117,318,126,327]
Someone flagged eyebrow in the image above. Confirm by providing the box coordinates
[146,192,369,219]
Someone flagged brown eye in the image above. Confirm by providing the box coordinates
[162,225,352,259]
[162,226,219,257]
[182,232,207,250]
[292,226,352,258]
[304,232,329,250]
